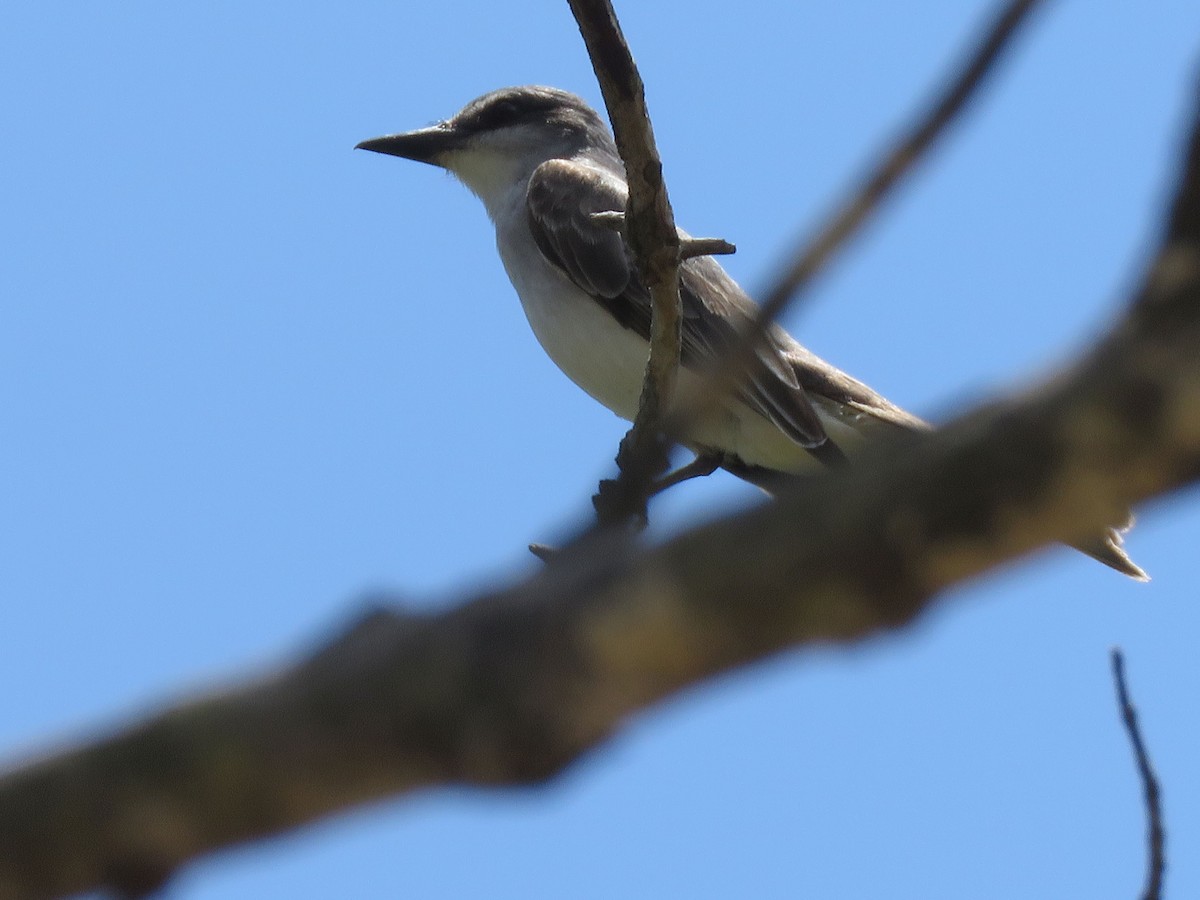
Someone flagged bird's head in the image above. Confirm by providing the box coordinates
[356,86,614,206]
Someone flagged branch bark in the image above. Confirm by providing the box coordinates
[1,81,1200,894]
[567,0,684,524]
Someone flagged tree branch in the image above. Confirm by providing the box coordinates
[567,0,684,525]
[1110,649,1166,900]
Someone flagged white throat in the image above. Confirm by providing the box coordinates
[445,150,534,218]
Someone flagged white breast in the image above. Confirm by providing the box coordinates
[486,182,841,475]
[498,236,649,421]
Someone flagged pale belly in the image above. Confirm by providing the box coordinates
[494,233,858,475]
[505,250,647,421]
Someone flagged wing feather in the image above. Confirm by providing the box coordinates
[525,158,830,449]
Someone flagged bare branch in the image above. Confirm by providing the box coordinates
[1111,649,1166,900]
[589,208,735,265]
[679,237,737,260]
[568,0,683,524]
[528,543,558,563]
[668,0,1047,441]
[650,452,723,495]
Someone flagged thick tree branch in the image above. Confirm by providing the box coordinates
[1,86,1200,893]
[1111,649,1166,900]
[669,0,1047,441]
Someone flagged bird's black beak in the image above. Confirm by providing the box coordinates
[354,124,462,166]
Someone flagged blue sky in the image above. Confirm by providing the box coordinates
[3,2,1200,897]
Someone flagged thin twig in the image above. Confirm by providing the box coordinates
[528,543,558,563]
[568,0,683,525]
[588,213,735,262]
[649,452,723,496]
[680,237,737,260]
[666,0,1047,441]
[1110,648,1166,900]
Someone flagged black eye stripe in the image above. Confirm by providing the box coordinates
[452,88,606,137]
[477,99,522,128]
[460,95,559,132]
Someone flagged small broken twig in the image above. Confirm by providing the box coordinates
[650,452,723,496]
[680,237,737,260]
[528,543,558,563]
[590,211,735,261]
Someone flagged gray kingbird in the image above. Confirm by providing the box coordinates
[356,85,1143,579]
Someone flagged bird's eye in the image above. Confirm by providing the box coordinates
[481,99,521,128]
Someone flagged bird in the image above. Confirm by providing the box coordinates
[356,85,1144,579]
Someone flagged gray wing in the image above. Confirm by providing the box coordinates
[785,342,931,435]
[525,157,831,450]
